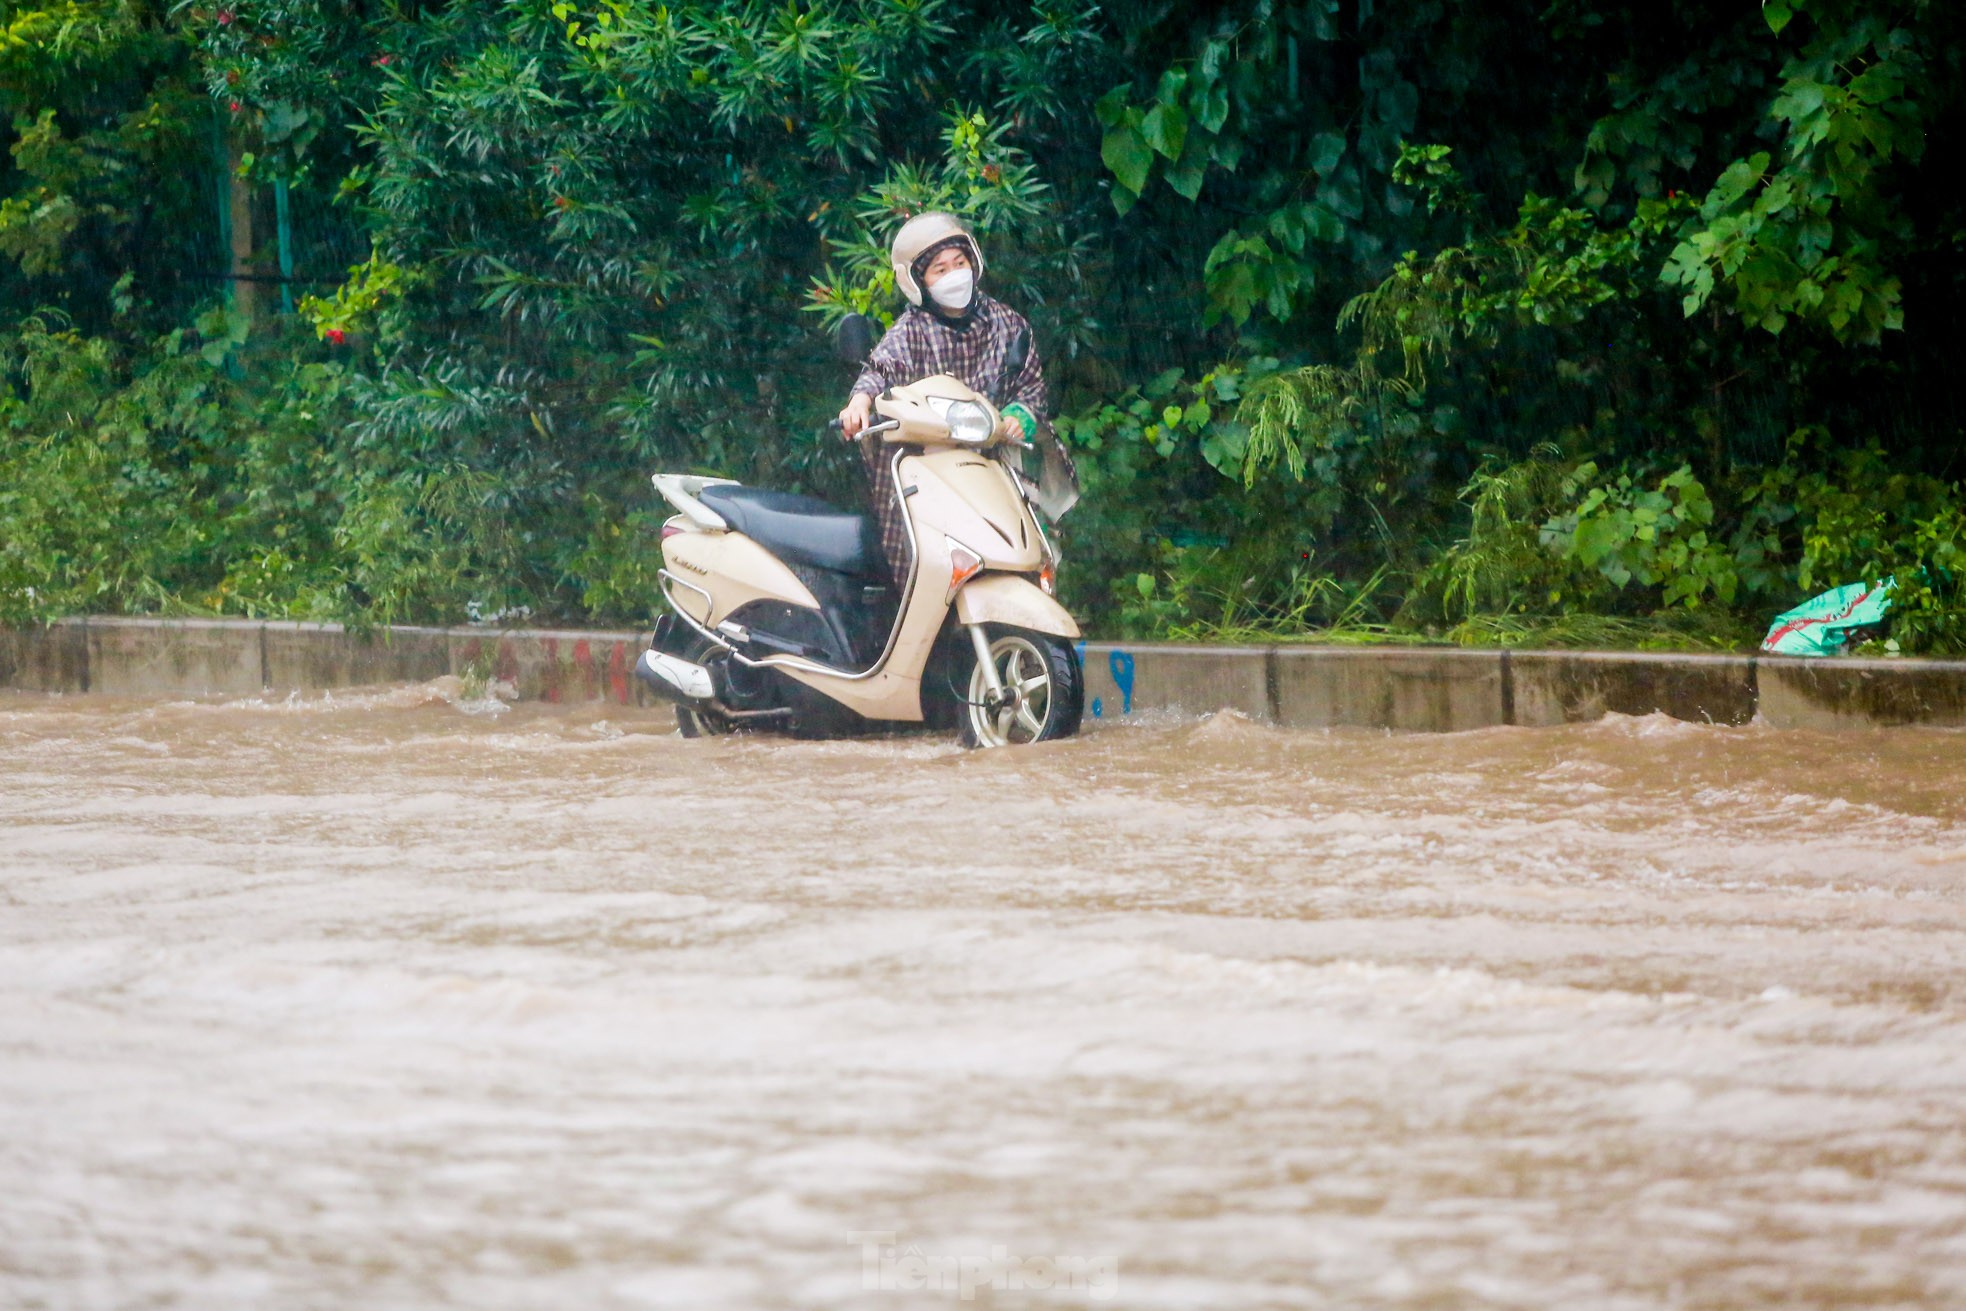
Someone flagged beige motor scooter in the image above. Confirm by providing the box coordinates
[635,315,1083,747]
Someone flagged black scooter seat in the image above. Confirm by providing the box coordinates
[698,485,881,577]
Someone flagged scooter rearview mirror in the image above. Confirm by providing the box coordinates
[835,312,875,366]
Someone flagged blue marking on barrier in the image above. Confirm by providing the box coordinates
[1075,640,1086,668]
[1091,697,1103,718]
[1109,649,1135,715]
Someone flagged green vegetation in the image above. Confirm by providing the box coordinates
[5,0,1964,651]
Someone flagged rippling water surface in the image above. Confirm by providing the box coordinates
[4,683,1966,1309]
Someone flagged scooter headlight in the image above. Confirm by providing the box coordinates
[944,400,993,444]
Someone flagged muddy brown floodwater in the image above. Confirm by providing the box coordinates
[4,683,1966,1309]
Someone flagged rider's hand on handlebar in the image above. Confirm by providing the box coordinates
[838,393,872,440]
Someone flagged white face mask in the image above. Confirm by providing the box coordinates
[927,266,974,311]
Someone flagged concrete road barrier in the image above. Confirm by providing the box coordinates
[86,617,264,698]
[1508,650,1757,727]
[0,620,89,694]
[263,622,452,694]
[7,618,1966,730]
[1757,656,1966,729]
[0,618,656,707]
[451,628,647,706]
[1272,647,1506,731]
[1079,643,1271,723]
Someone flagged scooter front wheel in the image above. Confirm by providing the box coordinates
[958,627,1083,749]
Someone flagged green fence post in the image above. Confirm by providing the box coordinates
[274,176,295,316]
[214,117,233,311]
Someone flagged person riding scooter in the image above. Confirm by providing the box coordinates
[635,212,1086,746]
[836,213,1073,585]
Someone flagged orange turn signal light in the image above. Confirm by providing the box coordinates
[948,540,983,595]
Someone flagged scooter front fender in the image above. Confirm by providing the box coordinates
[954,573,1081,639]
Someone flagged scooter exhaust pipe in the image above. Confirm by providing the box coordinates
[635,648,717,707]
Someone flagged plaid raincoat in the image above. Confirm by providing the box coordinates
[849,294,1069,585]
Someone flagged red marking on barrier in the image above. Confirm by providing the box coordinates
[608,641,628,704]
[543,637,562,703]
[573,639,593,701]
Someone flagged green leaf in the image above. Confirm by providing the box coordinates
[1163,155,1205,200]
[1269,207,1306,254]
[1304,203,1345,243]
[1772,80,1827,129]
[262,101,311,145]
[1358,121,1401,174]
[1141,102,1188,161]
[1101,126,1152,195]
[1763,0,1793,36]
[1378,79,1419,134]
[1093,86,1130,129]
[1319,162,1364,220]
[1310,0,1339,41]
[1710,152,1771,210]
[1194,82,1229,134]
[1309,131,1347,179]
[1197,40,1226,82]
[1198,422,1248,477]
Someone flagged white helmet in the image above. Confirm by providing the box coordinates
[890,212,984,308]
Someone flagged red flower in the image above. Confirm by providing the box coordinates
[372,54,392,66]
[325,328,346,345]
[228,99,241,113]
[982,164,1001,184]
[216,7,233,23]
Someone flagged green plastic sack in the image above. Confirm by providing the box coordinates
[1761,578,1895,656]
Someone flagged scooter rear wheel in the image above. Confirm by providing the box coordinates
[958,627,1083,749]
[673,634,738,738]
[676,704,734,738]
